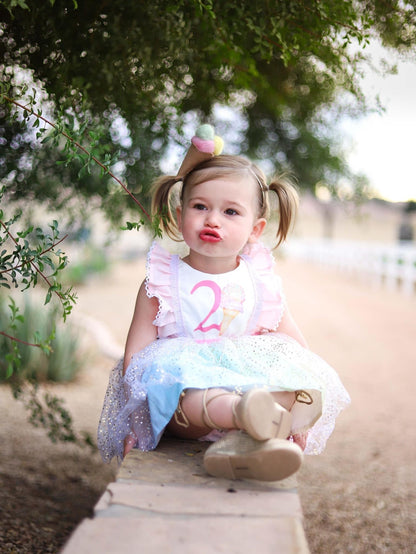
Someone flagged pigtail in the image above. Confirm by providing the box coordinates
[151,175,181,240]
[268,176,299,246]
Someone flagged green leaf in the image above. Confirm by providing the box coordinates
[120,221,142,231]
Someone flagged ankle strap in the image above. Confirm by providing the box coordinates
[202,389,241,430]
[173,391,190,428]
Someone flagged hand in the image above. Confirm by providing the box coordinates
[123,432,137,457]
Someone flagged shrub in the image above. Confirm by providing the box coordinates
[0,295,84,383]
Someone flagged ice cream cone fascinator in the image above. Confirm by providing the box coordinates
[176,124,224,179]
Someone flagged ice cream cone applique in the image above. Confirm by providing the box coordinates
[219,283,245,335]
[176,124,224,179]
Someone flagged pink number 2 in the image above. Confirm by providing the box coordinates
[191,280,221,333]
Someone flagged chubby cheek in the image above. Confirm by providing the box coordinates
[178,211,199,241]
[177,207,197,236]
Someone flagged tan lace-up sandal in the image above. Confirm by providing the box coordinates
[203,430,303,481]
[234,388,292,441]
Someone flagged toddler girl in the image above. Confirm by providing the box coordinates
[98,127,350,481]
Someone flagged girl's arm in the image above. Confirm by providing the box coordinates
[123,280,159,374]
[277,306,308,348]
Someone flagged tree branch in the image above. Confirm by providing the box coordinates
[0,219,64,301]
[0,231,69,275]
[0,330,42,348]
[2,94,152,223]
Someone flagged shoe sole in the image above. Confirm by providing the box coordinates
[204,438,303,481]
[236,389,292,441]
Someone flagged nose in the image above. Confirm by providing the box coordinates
[205,210,220,227]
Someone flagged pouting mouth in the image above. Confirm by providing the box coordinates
[199,229,221,242]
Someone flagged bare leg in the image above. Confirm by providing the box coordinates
[167,388,297,441]
[167,388,237,439]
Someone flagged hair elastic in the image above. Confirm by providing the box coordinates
[248,165,268,192]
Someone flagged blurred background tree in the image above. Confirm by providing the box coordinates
[1,0,415,220]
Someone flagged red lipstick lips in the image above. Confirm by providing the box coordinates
[199,229,221,242]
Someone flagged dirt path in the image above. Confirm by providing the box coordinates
[279,257,416,553]
[1,253,415,553]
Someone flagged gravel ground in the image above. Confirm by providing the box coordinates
[1,255,415,553]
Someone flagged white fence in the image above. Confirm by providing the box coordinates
[284,239,416,296]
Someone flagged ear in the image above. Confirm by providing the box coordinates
[248,218,266,243]
[176,206,182,231]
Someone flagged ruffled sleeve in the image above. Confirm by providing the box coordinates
[145,242,177,338]
[241,242,285,333]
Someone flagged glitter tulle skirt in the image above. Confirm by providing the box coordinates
[97,333,350,462]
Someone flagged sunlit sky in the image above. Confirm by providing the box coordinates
[343,45,416,203]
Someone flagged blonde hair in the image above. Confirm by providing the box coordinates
[151,154,298,247]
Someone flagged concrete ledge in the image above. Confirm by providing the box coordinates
[95,481,303,518]
[62,438,310,553]
[62,516,308,553]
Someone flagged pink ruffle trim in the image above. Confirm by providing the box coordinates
[145,242,177,337]
[241,242,284,332]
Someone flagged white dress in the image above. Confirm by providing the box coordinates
[97,241,350,462]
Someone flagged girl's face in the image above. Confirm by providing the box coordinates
[177,177,266,273]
